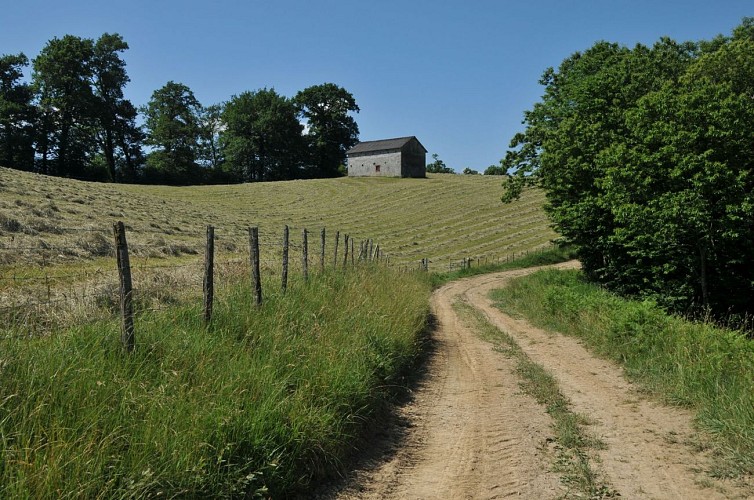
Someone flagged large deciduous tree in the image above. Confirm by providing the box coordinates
[502,19,754,319]
[29,33,141,181]
[198,103,224,172]
[91,33,142,181]
[32,35,97,177]
[295,83,359,177]
[142,81,203,184]
[0,53,35,171]
[221,88,304,182]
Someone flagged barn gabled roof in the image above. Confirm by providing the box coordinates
[346,136,427,155]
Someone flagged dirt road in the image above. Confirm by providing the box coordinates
[328,262,751,499]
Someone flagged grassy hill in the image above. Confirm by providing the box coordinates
[0,168,554,267]
[0,167,556,329]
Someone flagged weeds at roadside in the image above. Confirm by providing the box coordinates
[491,269,754,480]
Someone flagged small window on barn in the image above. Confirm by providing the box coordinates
[375,165,381,172]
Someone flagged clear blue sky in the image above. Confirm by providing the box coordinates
[1,1,751,172]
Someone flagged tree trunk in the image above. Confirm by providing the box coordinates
[103,126,116,180]
[699,245,709,310]
[58,116,70,177]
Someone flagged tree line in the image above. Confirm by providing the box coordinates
[502,19,754,322]
[0,33,360,184]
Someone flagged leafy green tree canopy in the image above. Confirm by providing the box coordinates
[142,81,203,184]
[294,83,359,178]
[483,164,505,175]
[502,18,754,318]
[29,33,141,181]
[0,53,35,170]
[426,153,454,173]
[221,88,304,182]
[3,31,360,187]
[32,35,97,177]
[91,33,142,181]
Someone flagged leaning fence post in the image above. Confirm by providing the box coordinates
[249,226,262,306]
[343,234,349,267]
[320,227,326,272]
[203,225,215,323]
[113,221,134,352]
[302,228,308,281]
[282,225,289,293]
[333,231,340,268]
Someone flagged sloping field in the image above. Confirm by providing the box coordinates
[0,168,554,267]
[0,168,555,329]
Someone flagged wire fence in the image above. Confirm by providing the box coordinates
[1,220,555,343]
[0,223,393,341]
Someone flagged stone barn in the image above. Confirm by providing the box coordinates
[346,136,427,178]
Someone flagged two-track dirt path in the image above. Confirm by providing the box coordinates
[327,262,752,499]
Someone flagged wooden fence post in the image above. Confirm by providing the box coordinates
[302,228,308,281]
[333,231,340,268]
[343,234,349,267]
[282,225,289,293]
[368,239,374,261]
[249,226,262,306]
[203,225,214,323]
[350,237,355,266]
[113,221,134,352]
[359,240,365,261]
[320,227,326,272]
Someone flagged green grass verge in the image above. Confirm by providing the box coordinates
[0,266,431,498]
[491,269,754,477]
[429,244,577,288]
[452,301,616,498]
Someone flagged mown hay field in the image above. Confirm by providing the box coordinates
[0,167,555,330]
[0,168,553,266]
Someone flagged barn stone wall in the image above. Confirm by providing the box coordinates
[401,140,426,178]
[347,149,403,177]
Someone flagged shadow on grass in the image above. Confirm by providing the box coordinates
[310,313,439,498]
